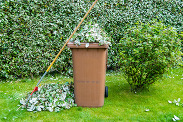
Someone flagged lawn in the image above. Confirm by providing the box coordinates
[0,67,182,121]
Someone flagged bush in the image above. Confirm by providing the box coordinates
[119,21,182,92]
[0,0,182,80]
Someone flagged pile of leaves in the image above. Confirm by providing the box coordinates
[71,21,111,46]
[19,82,76,112]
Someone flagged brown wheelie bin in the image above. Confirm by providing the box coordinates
[67,42,108,107]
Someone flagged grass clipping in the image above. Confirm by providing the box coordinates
[19,82,76,112]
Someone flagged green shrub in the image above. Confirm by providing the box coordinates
[119,21,182,92]
[0,0,182,80]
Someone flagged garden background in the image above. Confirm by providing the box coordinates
[0,0,183,121]
[1,0,182,80]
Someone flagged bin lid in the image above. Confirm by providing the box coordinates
[67,42,109,49]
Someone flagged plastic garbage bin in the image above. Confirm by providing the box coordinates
[67,42,108,107]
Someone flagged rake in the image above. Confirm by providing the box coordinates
[17,0,98,111]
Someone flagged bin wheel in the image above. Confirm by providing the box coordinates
[105,86,108,98]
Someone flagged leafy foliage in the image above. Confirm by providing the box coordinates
[20,82,76,112]
[0,0,182,80]
[119,21,182,92]
[95,0,183,68]
[0,0,83,79]
[70,21,111,45]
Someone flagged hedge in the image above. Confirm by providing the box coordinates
[0,0,182,80]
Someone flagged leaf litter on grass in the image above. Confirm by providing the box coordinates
[19,82,77,112]
[168,98,183,107]
[168,98,182,121]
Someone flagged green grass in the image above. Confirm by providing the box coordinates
[0,68,183,121]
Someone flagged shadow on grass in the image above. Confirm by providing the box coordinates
[106,76,166,106]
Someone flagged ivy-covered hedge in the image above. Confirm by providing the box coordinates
[0,0,182,80]
[95,0,183,68]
